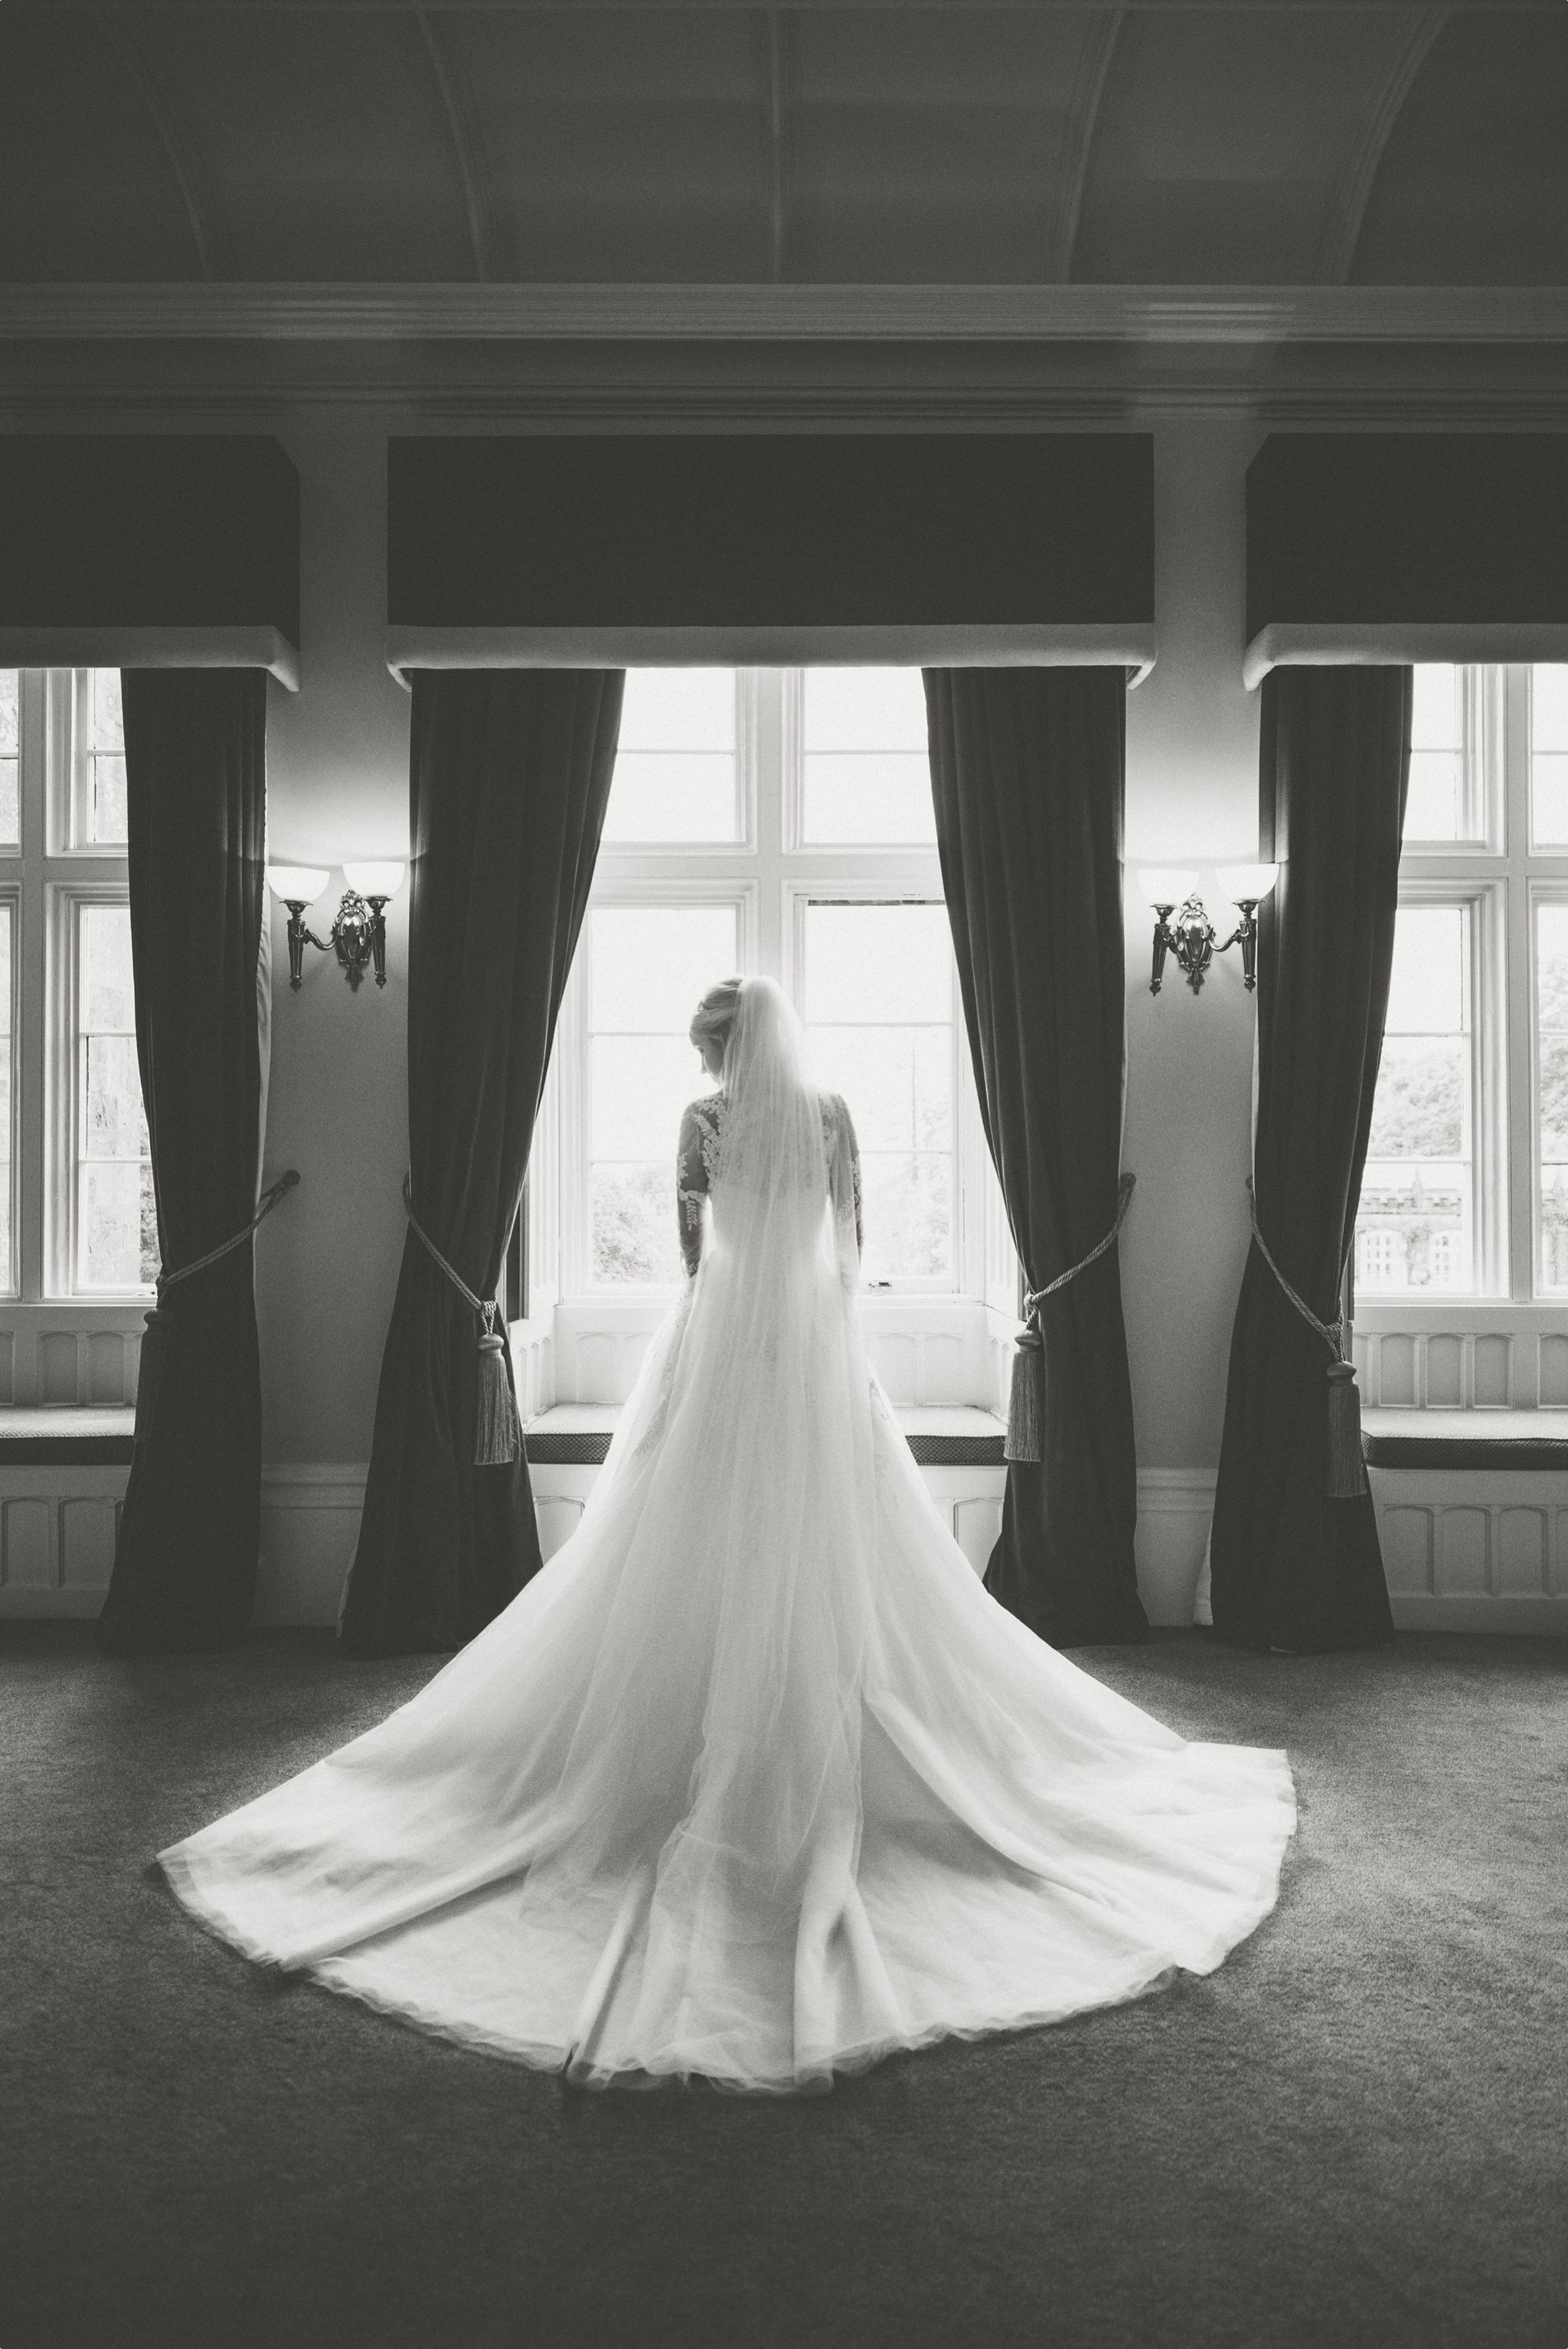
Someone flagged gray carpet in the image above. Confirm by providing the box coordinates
[2,1625,1563,2349]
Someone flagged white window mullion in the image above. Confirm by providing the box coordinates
[19,671,51,1307]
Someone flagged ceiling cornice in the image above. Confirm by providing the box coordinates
[5,283,1568,345]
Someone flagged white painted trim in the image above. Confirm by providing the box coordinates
[386,626,1156,688]
[0,628,298,691]
[8,283,1568,348]
[9,1453,1564,1638]
[255,1462,366,1629]
[260,1463,368,1510]
[1243,623,1568,693]
[0,1460,127,1618]
[1136,1468,1217,1629]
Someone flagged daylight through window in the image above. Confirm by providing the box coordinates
[547,668,995,1302]
[1356,664,1568,1302]
[0,668,155,1306]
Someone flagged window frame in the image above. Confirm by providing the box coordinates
[0,668,145,1316]
[559,874,760,1299]
[1357,662,1568,1328]
[51,881,149,1300]
[541,665,1007,1325]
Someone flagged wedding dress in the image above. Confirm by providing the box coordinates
[162,977,1295,2093]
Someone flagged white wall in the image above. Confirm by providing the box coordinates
[1122,419,1265,1469]
[259,432,412,1467]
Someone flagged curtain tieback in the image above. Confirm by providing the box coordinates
[402,1174,518,1469]
[1007,1173,1136,1466]
[134,1170,301,1449]
[1246,1177,1366,1500]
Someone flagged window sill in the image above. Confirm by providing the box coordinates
[524,1402,1005,1468]
[0,1299,152,1317]
[0,1404,134,1464]
[1363,1406,1568,1470]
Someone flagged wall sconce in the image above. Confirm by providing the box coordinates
[1138,864,1279,995]
[268,862,406,992]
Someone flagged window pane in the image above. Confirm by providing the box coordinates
[1404,665,1461,841]
[802,669,935,845]
[1536,902,1568,1291]
[0,670,18,851]
[1357,905,1472,1293]
[586,901,737,1286]
[1531,668,1568,848]
[77,903,155,1290]
[803,900,953,1282]
[603,670,737,842]
[89,670,128,846]
[0,905,11,1291]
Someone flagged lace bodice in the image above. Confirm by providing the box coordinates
[677,1090,862,1276]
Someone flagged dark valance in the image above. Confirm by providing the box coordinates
[1245,433,1568,688]
[385,433,1155,678]
[0,436,299,687]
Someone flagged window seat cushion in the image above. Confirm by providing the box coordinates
[524,1403,1007,1469]
[0,1406,136,1465]
[1361,1407,1568,1472]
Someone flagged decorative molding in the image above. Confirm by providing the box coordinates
[416,8,500,283]
[763,10,790,286]
[7,282,1568,347]
[1374,1469,1568,1631]
[1315,9,1450,286]
[0,1462,126,1619]
[6,1452,1566,1635]
[1044,10,1122,285]
[106,25,227,283]
[1135,1468,1216,1628]
[256,1463,366,1629]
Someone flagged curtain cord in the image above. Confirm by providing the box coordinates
[1244,1176,1346,1361]
[1023,1172,1136,1318]
[155,1168,300,1299]
[402,1174,516,1467]
[1245,1177,1367,1498]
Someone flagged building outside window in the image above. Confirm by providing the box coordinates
[1356,664,1568,1305]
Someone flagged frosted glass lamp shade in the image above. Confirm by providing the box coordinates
[1138,867,1200,909]
[1215,863,1279,905]
[342,860,405,902]
[266,864,329,907]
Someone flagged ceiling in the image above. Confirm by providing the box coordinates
[2,3,1565,290]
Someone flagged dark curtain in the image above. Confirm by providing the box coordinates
[99,670,269,1655]
[339,669,623,1658]
[1210,665,1411,1652]
[925,668,1146,1647]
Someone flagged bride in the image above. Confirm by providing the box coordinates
[162,975,1295,2093]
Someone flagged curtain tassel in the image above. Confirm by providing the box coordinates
[1004,1326,1044,1465]
[474,1311,518,1468]
[1325,1361,1367,1498]
[132,1302,169,1449]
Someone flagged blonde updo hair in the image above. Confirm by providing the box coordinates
[689,976,743,1070]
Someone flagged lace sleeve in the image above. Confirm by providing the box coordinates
[826,1094,864,1260]
[676,1101,712,1277]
